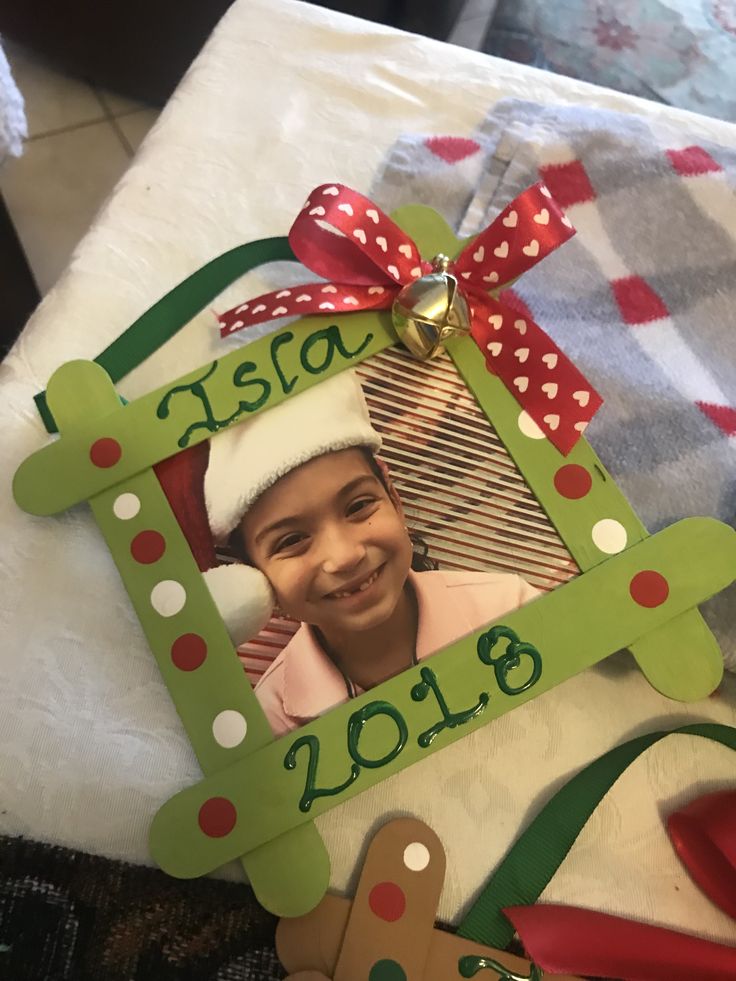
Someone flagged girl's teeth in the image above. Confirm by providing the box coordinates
[333,570,378,598]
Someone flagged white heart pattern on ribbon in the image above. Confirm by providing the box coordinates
[217,179,598,457]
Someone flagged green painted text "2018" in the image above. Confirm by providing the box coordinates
[284,624,543,812]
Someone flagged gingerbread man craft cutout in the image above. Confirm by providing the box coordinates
[276,818,581,981]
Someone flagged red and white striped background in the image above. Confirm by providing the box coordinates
[237,347,577,687]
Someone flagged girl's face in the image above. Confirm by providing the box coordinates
[240,448,413,636]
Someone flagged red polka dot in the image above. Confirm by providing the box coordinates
[368,881,406,922]
[554,464,592,500]
[90,437,122,468]
[130,530,166,564]
[198,797,237,838]
[630,570,670,608]
[171,633,207,671]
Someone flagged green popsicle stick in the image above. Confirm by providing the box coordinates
[34,237,297,433]
[45,358,329,916]
[14,313,393,517]
[149,517,732,881]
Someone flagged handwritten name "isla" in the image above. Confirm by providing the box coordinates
[156,324,374,447]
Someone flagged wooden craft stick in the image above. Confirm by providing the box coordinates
[277,894,350,975]
[333,818,445,980]
[276,818,582,980]
[278,890,582,980]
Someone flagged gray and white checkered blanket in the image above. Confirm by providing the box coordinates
[372,100,736,670]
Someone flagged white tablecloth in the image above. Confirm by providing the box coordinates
[1,0,734,942]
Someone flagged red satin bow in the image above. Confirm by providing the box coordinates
[505,789,736,981]
[218,182,603,456]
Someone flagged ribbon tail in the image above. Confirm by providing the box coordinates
[505,904,736,981]
[454,182,575,290]
[468,290,602,455]
[668,789,736,921]
[218,283,395,338]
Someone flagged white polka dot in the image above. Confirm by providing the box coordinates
[591,518,628,555]
[113,492,140,520]
[403,842,430,872]
[150,580,186,617]
[517,410,545,440]
[212,710,248,748]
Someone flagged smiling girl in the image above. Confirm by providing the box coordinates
[203,371,540,736]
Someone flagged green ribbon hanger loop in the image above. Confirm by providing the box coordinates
[34,237,295,433]
[457,722,736,950]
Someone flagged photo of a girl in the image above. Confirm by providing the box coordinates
[201,371,541,736]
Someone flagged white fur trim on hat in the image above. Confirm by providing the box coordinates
[204,564,275,646]
[204,370,381,542]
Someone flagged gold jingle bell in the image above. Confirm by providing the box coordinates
[392,254,471,360]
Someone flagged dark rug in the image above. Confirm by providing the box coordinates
[0,835,284,981]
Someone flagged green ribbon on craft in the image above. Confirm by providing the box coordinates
[34,237,295,433]
[456,723,736,950]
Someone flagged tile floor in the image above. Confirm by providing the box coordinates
[0,0,492,300]
[0,40,160,296]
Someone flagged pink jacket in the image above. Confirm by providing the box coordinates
[254,569,541,737]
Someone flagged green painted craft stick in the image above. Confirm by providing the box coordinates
[149,517,733,881]
[628,610,726,698]
[446,332,721,700]
[447,335,647,567]
[14,316,395,517]
[45,359,329,916]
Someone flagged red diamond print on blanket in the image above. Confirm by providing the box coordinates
[610,275,669,325]
[424,136,481,164]
[538,160,596,208]
[696,401,736,437]
[666,146,723,177]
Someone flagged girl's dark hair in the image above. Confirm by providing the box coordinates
[225,526,249,566]
[363,449,438,572]
[223,449,438,573]
[408,531,438,573]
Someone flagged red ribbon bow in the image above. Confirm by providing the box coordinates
[218,182,602,455]
[505,789,736,981]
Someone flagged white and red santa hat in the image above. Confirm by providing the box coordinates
[204,370,381,544]
[167,371,381,646]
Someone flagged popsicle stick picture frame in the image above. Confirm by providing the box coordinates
[13,199,736,919]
